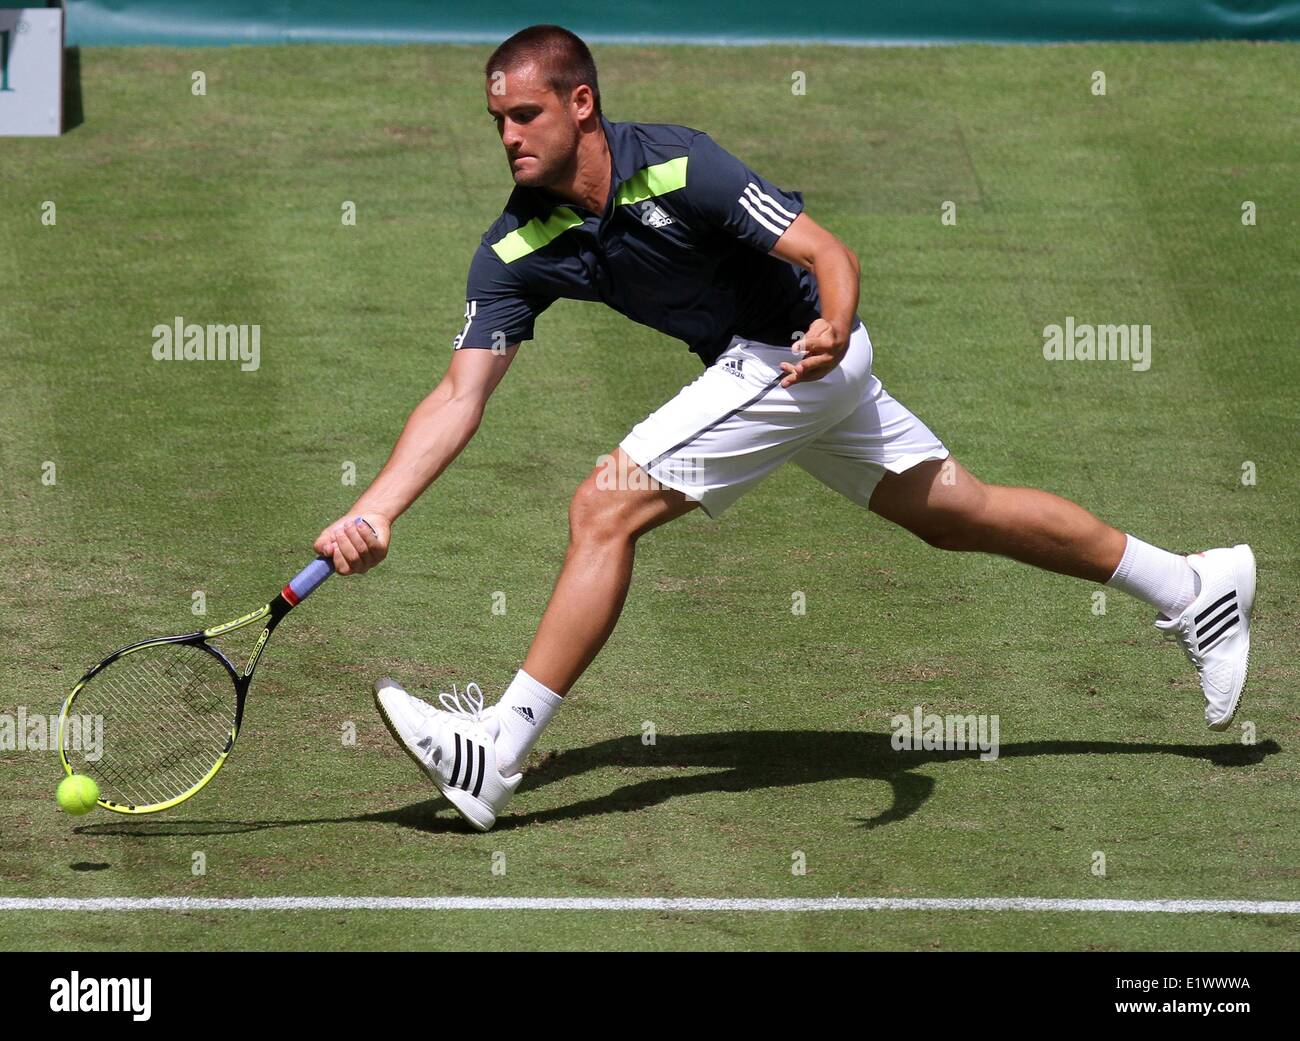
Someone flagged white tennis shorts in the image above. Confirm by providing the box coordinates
[619,318,950,518]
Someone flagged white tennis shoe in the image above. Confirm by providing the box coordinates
[1154,544,1256,731]
[373,678,521,831]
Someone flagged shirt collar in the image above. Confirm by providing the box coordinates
[600,113,641,192]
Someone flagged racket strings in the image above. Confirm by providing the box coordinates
[70,643,237,808]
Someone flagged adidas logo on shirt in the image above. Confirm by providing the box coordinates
[639,203,674,228]
[512,705,537,725]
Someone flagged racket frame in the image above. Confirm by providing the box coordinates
[58,578,304,813]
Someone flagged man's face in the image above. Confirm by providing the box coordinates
[485,61,584,189]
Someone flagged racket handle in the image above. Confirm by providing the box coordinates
[284,517,376,606]
[283,557,333,606]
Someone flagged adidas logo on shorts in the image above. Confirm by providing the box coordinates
[720,357,745,379]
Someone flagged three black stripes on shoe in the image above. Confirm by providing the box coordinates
[1195,589,1239,653]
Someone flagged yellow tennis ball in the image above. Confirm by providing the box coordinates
[56,774,100,815]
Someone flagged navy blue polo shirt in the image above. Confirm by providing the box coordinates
[452,114,823,366]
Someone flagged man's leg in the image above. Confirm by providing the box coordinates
[866,456,1127,582]
[521,448,700,695]
[372,449,699,830]
[490,331,878,776]
[864,454,1254,730]
[476,449,698,777]
[865,456,1201,615]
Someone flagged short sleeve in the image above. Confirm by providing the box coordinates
[452,241,554,350]
[685,132,804,252]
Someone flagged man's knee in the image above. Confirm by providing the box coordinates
[568,470,673,545]
[568,477,632,545]
[569,455,698,546]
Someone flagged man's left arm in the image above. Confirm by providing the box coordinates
[768,211,861,387]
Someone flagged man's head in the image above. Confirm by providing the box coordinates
[484,25,601,189]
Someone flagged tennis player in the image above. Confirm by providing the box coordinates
[316,25,1255,830]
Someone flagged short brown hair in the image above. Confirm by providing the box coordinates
[484,25,601,117]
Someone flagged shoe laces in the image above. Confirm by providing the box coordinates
[1162,617,1202,671]
[438,681,486,721]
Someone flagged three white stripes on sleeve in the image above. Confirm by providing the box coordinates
[737,182,798,237]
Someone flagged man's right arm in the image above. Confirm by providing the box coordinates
[314,344,519,574]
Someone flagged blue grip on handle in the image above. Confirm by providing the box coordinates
[287,557,333,602]
[286,517,375,604]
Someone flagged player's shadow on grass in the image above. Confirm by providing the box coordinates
[489,731,1280,833]
[75,732,1279,837]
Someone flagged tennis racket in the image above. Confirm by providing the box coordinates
[57,531,363,814]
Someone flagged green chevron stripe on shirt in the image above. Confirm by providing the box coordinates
[614,156,689,207]
[490,206,584,263]
[487,158,688,263]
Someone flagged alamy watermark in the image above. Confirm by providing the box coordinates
[0,707,102,761]
[151,316,260,372]
[1043,317,1151,371]
[891,706,1000,761]
[50,973,151,1021]
[595,451,704,492]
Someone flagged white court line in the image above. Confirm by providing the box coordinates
[2,897,1298,914]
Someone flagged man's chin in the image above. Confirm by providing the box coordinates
[511,158,556,186]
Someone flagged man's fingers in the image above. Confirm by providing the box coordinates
[779,351,837,387]
[354,516,380,547]
[341,521,368,557]
[317,515,387,577]
[326,522,363,574]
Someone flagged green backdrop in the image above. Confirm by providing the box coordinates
[61,1,1300,46]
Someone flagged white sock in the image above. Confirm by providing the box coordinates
[1106,534,1199,617]
[489,668,562,776]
